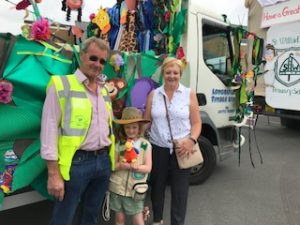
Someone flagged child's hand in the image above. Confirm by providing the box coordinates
[119,162,131,170]
[130,163,139,172]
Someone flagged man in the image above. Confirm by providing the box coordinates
[40,37,115,225]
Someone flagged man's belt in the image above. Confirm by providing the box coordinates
[77,146,109,156]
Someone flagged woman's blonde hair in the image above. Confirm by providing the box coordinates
[161,57,184,75]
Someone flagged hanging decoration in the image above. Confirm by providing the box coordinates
[0,150,18,193]
[61,0,83,22]
[228,27,264,167]
[15,0,42,10]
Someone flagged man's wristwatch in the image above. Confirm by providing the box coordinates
[189,136,197,144]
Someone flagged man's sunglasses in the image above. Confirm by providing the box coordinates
[89,55,107,65]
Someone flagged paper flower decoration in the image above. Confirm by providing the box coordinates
[110,54,124,72]
[89,13,96,21]
[0,80,13,104]
[31,17,51,41]
[165,11,171,23]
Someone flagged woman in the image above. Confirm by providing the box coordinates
[144,57,202,225]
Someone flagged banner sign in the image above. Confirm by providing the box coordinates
[257,0,289,7]
[261,0,300,28]
[264,21,300,110]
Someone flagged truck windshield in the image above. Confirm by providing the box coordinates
[202,23,232,85]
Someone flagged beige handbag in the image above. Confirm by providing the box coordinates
[163,96,203,169]
[173,138,203,169]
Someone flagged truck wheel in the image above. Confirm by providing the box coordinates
[280,118,300,129]
[189,136,216,185]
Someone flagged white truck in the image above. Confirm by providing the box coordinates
[246,0,300,128]
[0,0,256,211]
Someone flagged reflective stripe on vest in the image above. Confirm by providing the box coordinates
[48,74,115,180]
[59,76,88,136]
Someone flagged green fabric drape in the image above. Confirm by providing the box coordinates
[11,139,49,199]
[0,34,74,206]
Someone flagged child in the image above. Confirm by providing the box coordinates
[109,107,152,225]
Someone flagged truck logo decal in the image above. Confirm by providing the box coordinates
[275,50,300,87]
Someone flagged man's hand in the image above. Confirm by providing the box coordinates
[47,172,65,201]
[46,161,64,201]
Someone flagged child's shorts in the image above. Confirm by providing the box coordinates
[109,192,144,215]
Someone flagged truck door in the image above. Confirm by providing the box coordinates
[197,17,236,128]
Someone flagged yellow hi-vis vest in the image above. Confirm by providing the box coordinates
[47,74,115,181]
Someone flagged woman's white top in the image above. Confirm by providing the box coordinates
[149,83,191,153]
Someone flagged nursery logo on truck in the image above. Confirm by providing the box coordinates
[275,51,300,87]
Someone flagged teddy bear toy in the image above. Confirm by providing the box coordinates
[122,139,139,163]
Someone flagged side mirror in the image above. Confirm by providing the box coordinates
[197,93,207,106]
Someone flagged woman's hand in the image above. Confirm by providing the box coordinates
[175,138,195,158]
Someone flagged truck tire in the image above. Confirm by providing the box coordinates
[189,136,216,185]
[280,118,300,129]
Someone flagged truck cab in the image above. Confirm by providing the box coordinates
[179,1,240,184]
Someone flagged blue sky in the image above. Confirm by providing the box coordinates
[0,0,248,34]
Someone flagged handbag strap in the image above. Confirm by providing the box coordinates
[163,95,174,143]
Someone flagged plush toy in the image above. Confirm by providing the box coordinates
[93,7,111,34]
[92,7,111,44]
[106,78,126,100]
[106,78,126,118]
[122,138,139,163]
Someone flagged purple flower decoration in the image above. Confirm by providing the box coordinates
[115,54,124,67]
[110,54,124,72]
[0,80,13,104]
[234,73,242,84]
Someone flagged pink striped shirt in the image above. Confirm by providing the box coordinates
[40,69,111,161]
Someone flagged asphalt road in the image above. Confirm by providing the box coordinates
[1,115,300,225]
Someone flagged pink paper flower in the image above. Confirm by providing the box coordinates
[165,11,171,23]
[31,17,51,41]
[89,13,96,21]
[0,80,13,104]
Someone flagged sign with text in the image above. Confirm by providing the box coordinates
[257,0,289,7]
[264,21,300,110]
[261,0,300,28]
